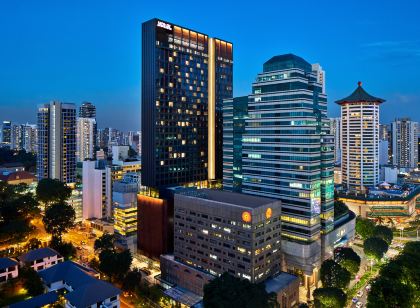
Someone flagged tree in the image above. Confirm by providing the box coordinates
[50,236,76,260]
[20,266,44,296]
[313,287,347,308]
[203,272,278,308]
[372,225,393,245]
[355,217,375,240]
[36,178,72,205]
[122,268,143,293]
[334,200,348,219]
[367,277,412,308]
[43,201,75,242]
[319,260,351,289]
[94,233,115,251]
[364,237,389,261]
[334,247,361,276]
[99,249,133,281]
[25,238,42,250]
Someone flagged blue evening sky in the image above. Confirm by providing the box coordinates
[1,0,419,131]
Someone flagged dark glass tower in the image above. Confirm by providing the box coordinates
[141,18,233,188]
[140,18,232,257]
[1,121,12,145]
[79,102,96,118]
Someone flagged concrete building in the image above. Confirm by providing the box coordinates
[379,140,389,166]
[37,101,77,184]
[18,248,64,271]
[0,258,18,283]
[11,124,22,150]
[329,117,341,163]
[160,188,282,297]
[391,118,418,169]
[76,117,96,162]
[336,82,385,192]
[21,123,38,153]
[82,160,107,219]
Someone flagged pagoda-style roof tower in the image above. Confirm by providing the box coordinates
[335,81,385,105]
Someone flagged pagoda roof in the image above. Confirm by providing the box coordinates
[336,82,385,105]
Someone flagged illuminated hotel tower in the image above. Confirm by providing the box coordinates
[336,82,385,192]
[140,18,233,256]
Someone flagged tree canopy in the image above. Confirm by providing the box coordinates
[320,259,351,289]
[363,237,389,261]
[94,233,115,251]
[372,225,393,245]
[122,268,143,293]
[0,148,36,171]
[99,249,132,281]
[36,178,72,204]
[20,266,44,296]
[313,287,347,308]
[355,217,375,240]
[43,201,75,241]
[367,241,420,307]
[334,247,361,276]
[334,200,349,219]
[203,272,278,308]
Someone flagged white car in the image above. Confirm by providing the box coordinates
[356,302,364,308]
[357,290,364,297]
[365,284,371,291]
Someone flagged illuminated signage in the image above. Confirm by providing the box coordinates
[242,211,251,223]
[265,208,272,219]
[157,21,172,31]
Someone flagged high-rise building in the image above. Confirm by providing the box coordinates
[21,124,38,153]
[1,121,12,146]
[391,118,419,169]
[141,18,233,188]
[82,160,107,219]
[328,118,341,163]
[37,101,77,184]
[379,124,389,141]
[223,54,334,278]
[11,124,22,150]
[337,82,385,192]
[79,101,96,118]
[76,117,96,161]
[140,18,232,256]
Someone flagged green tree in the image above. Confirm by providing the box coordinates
[364,237,389,261]
[372,225,393,245]
[320,259,351,289]
[50,236,76,260]
[20,266,44,296]
[94,233,115,251]
[334,247,361,277]
[99,249,133,281]
[367,277,412,308]
[36,178,72,205]
[313,287,347,308]
[203,272,278,308]
[25,238,42,250]
[122,268,143,293]
[43,201,75,242]
[333,200,348,219]
[355,217,375,240]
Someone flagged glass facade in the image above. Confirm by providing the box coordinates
[223,54,334,244]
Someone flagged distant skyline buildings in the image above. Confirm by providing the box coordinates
[391,118,419,169]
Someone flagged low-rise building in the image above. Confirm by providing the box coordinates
[0,258,18,282]
[265,272,300,308]
[38,260,121,308]
[0,170,36,185]
[18,248,63,271]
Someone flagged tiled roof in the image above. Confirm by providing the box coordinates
[18,247,61,263]
[336,82,385,105]
[0,257,18,270]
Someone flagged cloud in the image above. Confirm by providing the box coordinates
[361,40,420,63]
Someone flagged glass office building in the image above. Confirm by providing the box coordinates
[37,101,77,184]
[223,54,334,276]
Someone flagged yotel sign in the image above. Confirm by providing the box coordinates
[157,21,172,31]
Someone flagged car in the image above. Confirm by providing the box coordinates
[352,297,359,304]
[357,290,364,297]
[365,284,371,291]
[356,302,363,308]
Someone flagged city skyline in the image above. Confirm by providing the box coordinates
[1,0,420,130]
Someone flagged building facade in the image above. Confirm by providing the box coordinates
[337,82,385,192]
[37,101,77,184]
[391,118,418,169]
[1,121,12,146]
[223,54,334,277]
[160,188,282,296]
[76,117,96,161]
[329,117,341,163]
[82,160,107,219]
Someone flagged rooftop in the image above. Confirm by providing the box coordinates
[265,272,299,294]
[263,54,312,73]
[0,170,36,182]
[176,188,279,209]
[9,292,58,308]
[65,280,121,307]
[336,82,385,105]
[0,257,18,270]
[18,247,61,263]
